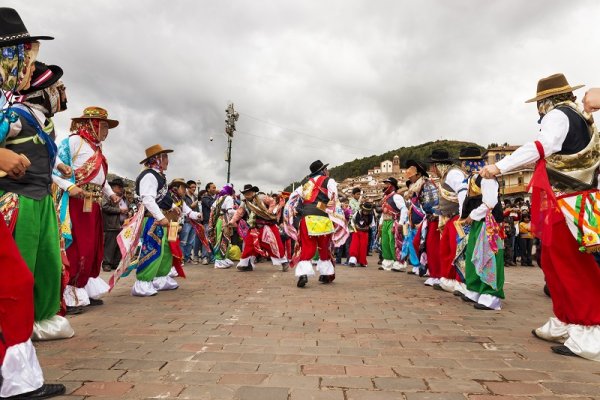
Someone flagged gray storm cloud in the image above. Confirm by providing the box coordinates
[6,0,600,192]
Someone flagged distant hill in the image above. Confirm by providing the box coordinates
[283,139,485,192]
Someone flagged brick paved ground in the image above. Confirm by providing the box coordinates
[37,256,600,399]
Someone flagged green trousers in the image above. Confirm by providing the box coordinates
[381,219,396,261]
[136,218,173,281]
[4,192,62,322]
[213,218,229,261]
[465,220,505,298]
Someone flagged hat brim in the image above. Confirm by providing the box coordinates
[139,149,174,164]
[405,160,429,178]
[311,163,329,175]
[71,116,119,129]
[241,186,260,194]
[427,157,454,164]
[109,180,124,187]
[0,35,54,46]
[525,84,585,103]
[19,64,64,95]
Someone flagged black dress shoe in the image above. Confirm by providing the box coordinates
[297,275,308,288]
[543,284,551,298]
[473,303,494,310]
[452,290,462,296]
[89,298,103,306]
[65,306,85,315]
[460,293,475,303]
[407,270,416,275]
[5,383,66,399]
[551,345,578,357]
[237,265,253,271]
[378,266,384,270]
[432,283,444,291]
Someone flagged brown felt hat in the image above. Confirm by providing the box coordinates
[525,73,584,103]
[71,106,119,129]
[140,144,173,164]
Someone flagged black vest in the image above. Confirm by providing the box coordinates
[354,211,374,230]
[461,175,503,223]
[556,106,591,155]
[301,176,330,217]
[0,115,51,200]
[135,169,172,210]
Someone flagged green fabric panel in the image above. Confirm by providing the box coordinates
[136,219,172,281]
[464,220,505,298]
[6,192,62,322]
[381,219,396,261]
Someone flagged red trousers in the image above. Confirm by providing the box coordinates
[425,219,441,278]
[299,218,331,261]
[66,198,104,288]
[440,216,460,281]
[0,220,34,364]
[241,225,285,259]
[349,230,369,265]
[542,219,600,325]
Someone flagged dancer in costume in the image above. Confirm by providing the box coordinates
[402,180,421,273]
[458,147,505,310]
[404,160,440,281]
[53,107,120,308]
[230,184,288,271]
[378,177,408,272]
[132,145,194,296]
[348,202,375,267]
[481,73,600,361]
[0,7,66,398]
[209,184,236,269]
[1,59,75,340]
[283,160,348,287]
[428,149,468,294]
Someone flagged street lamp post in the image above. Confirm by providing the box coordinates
[225,103,239,183]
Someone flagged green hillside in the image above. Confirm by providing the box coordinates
[283,140,484,192]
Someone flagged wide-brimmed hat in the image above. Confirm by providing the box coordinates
[361,202,374,211]
[0,8,54,46]
[309,160,329,175]
[140,144,174,164]
[109,177,125,187]
[382,177,399,190]
[525,73,584,103]
[71,106,119,129]
[405,160,429,178]
[169,178,188,189]
[458,146,485,160]
[241,184,259,194]
[427,149,453,164]
[18,61,63,95]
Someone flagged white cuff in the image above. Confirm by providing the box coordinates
[152,276,178,291]
[534,317,569,343]
[464,289,480,302]
[0,339,44,397]
[295,260,315,277]
[348,256,357,265]
[32,315,74,341]
[214,259,233,269]
[317,260,334,275]
[131,280,158,297]
[477,294,502,310]
[84,277,110,300]
[169,266,179,277]
[63,285,90,307]
[391,261,406,271]
[565,324,600,362]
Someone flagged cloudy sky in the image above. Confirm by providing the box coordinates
[7,0,600,192]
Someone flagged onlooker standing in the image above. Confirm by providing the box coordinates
[200,182,218,264]
[519,214,534,266]
[102,178,129,271]
[180,180,200,263]
[503,215,516,266]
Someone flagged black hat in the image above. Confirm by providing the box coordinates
[427,149,453,164]
[382,177,399,189]
[361,202,374,211]
[241,184,259,194]
[458,146,485,160]
[109,177,125,188]
[18,61,63,95]
[309,160,329,175]
[0,8,53,46]
[405,160,429,178]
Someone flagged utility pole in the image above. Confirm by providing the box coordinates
[225,103,239,183]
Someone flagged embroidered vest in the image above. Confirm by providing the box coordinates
[0,114,51,200]
[438,167,465,217]
[135,169,171,210]
[301,175,330,217]
[545,105,600,192]
[381,192,402,218]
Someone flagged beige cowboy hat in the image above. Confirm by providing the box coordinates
[525,73,585,103]
[71,106,119,129]
[140,144,173,164]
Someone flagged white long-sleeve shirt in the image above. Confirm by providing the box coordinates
[469,178,499,221]
[445,168,468,215]
[379,193,408,224]
[52,135,115,197]
[138,170,167,221]
[496,109,569,173]
[293,176,339,202]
